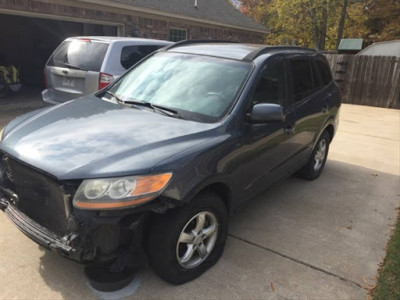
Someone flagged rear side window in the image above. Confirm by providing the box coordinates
[315,59,333,86]
[48,40,109,72]
[290,59,314,101]
[120,45,161,69]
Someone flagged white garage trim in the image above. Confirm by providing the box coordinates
[0,8,125,36]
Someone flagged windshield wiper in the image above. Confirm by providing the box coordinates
[132,101,180,118]
[64,63,86,71]
[152,104,180,117]
[106,91,180,118]
[106,91,124,103]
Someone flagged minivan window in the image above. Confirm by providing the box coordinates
[48,40,109,72]
[290,59,314,101]
[252,60,286,105]
[316,59,333,86]
[109,52,252,122]
[120,45,161,69]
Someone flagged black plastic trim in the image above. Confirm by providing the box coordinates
[243,46,317,61]
[2,199,77,254]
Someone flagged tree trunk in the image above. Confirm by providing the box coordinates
[309,0,321,49]
[319,0,328,50]
[336,0,348,49]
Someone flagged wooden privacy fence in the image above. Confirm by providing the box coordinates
[324,54,400,109]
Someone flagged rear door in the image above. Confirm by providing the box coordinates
[287,56,326,168]
[46,39,109,102]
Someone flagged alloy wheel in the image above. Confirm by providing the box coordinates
[176,211,218,269]
[313,139,327,171]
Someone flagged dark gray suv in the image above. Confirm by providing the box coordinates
[0,41,340,286]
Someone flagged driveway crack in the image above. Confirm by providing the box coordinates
[340,130,399,142]
[228,233,364,290]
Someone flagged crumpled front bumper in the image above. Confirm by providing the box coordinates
[0,197,82,261]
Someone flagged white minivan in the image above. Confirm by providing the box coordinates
[42,36,171,104]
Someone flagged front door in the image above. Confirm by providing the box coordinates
[239,58,298,197]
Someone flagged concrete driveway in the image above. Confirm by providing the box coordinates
[0,99,399,299]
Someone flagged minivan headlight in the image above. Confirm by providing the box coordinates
[73,173,172,210]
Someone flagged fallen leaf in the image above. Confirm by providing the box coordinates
[362,276,368,284]
[361,276,377,292]
[346,220,353,230]
[363,283,377,292]
[270,282,275,292]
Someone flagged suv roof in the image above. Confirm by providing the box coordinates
[166,40,317,61]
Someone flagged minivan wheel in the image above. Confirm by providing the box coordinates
[297,130,330,180]
[146,191,228,285]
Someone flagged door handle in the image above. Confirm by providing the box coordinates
[322,104,329,113]
[284,125,295,134]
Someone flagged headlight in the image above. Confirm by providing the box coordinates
[73,172,172,210]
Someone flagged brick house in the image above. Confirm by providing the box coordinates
[0,0,267,86]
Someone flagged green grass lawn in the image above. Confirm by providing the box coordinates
[373,209,400,300]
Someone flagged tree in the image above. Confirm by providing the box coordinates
[365,0,400,42]
[308,0,331,50]
[239,0,367,50]
[239,0,270,23]
[336,0,348,49]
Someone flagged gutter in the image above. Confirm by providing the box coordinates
[77,0,269,34]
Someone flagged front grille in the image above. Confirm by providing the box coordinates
[5,157,69,235]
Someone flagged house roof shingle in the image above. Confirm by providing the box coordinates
[111,0,268,33]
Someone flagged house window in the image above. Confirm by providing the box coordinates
[169,28,187,42]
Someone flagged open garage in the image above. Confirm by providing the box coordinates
[0,0,267,97]
[0,13,119,89]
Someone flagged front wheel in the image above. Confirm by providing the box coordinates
[146,191,228,284]
[297,130,330,180]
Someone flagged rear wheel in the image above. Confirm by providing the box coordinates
[297,130,330,180]
[146,191,228,284]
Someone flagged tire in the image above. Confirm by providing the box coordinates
[297,130,330,180]
[146,191,228,285]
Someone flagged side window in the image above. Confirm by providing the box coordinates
[120,45,161,69]
[252,60,286,106]
[290,59,314,102]
[316,59,333,86]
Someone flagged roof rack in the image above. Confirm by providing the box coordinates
[243,46,317,61]
[165,39,237,50]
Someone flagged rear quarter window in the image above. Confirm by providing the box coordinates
[120,45,162,69]
[48,40,109,72]
[315,59,333,86]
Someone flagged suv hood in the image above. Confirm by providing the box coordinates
[0,96,219,180]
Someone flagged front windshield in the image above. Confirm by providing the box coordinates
[108,52,252,122]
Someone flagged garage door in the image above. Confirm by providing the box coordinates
[0,14,118,88]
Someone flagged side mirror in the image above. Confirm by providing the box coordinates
[249,103,284,123]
